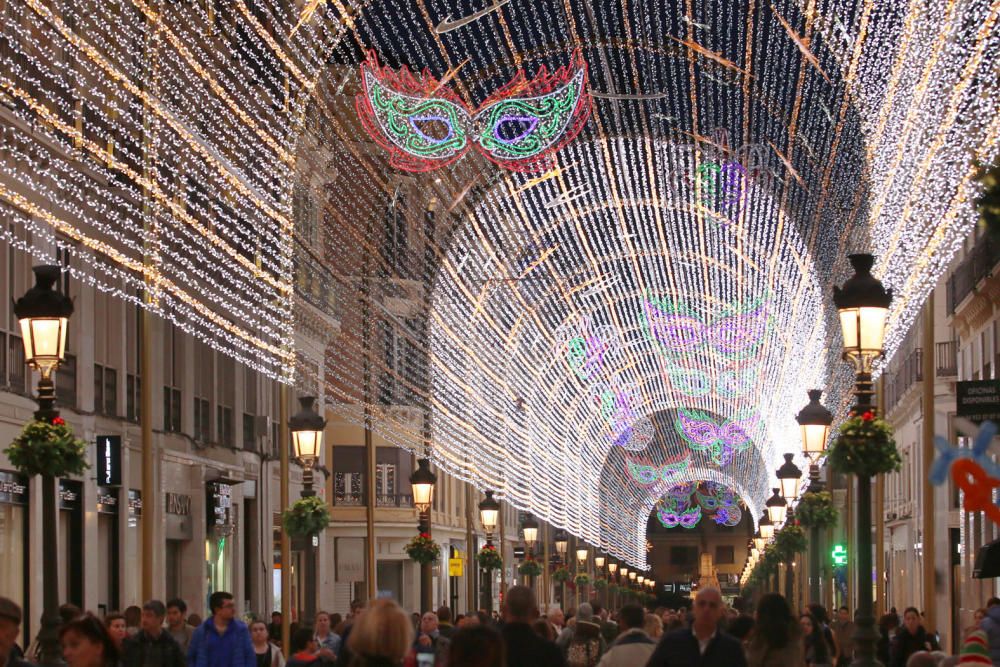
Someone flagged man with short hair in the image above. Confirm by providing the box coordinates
[597,604,655,667]
[501,585,566,667]
[833,606,855,666]
[548,606,566,640]
[435,606,455,639]
[644,587,747,667]
[0,598,31,667]
[589,602,618,646]
[165,599,194,654]
[186,591,255,667]
[121,600,185,667]
[413,611,449,665]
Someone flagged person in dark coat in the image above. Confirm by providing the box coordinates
[0,597,34,667]
[889,608,939,667]
[644,587,748,667]
[500,585,567,667]
[121,600,185,667]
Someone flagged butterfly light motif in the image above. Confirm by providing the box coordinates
[356,50,591,173]
[626,454,692,486]
[675,408,758,466]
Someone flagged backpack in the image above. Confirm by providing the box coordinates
[566,637,600,667]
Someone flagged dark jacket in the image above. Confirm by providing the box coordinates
[889,626,939,667]
[121,629,185,667]
[565,620,605,667]
[645,628,748,667]
[981,605,1000,664]
[502,621,567,667]
[187,617,256,667]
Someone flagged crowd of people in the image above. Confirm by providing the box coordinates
[1,587,998,667]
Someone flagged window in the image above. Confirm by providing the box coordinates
[242,413,256,451]
[56,354,77,409]
[670,546,698,566]
[216,404,234,448]
[193,397,210,442]
[715,545,735,565]
[94,364,117,416]
[193,340,213,441]
[163,387,181,433]
[376,464,396,505]
[126,374,140,422]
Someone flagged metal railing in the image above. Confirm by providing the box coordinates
[936,341,958,377]
[885,348,923,412]
[947,235,1000,314]
[331,492,414,508]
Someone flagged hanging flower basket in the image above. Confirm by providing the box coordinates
[593,577,608,590]
[518,558,542,577]
[607,583,619,594]
[574,573,591,586]
[281,496,331,538]
[405,533,441,565]
[476,544,503,570]
[758,545,779,576]
[796,491,839,529]
[827,412,901,477]
[5,417,88,478]
[774,525,808,559]
[552,566,572,583]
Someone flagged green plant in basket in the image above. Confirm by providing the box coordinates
[796,491,839,529]
[607,583,619,594]
[518,558,542,577]
[405,532,441,565]
[476,544,503,570]
[5,417,88,478]
[281,495,331,538]
[593,577,608,590]
[552,566,571,583]
[774,525,807,559]
[574,573,590,586]
[827,411,901,476]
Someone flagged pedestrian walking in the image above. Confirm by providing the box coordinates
[889,608,940,667]
[744,594,804,667]
[60,614,119,667]
[563,603,605,667]
[0,597,33,667]
[120,600,185,667]
[286,628,321,667]
[444,625,504,667]
[251,620,285,667]
[499,585,566,667]
[595,604,655,667]
[314,612,340,663]
[344,598,413,667]
[800,613,833,667]
[832,607,855,666]
[644,587,748,667]
[104,612,127,655]
[186,591,255,667]
[166,600,194,654]
[410,612,449,667]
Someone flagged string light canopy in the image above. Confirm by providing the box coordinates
[1,0,996,569]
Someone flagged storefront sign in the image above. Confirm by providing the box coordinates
[95,435,122,487]
[128,489,142,528]
[0,471,28,505]
[166,493,191,515]
[59,480,82,511]
[97,486,119,515]
[336,537,365,582]
[448,558,463,577]
[207,482,233,527]
[957,380,1000,424]
[513,545,525,559]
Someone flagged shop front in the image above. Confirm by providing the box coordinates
[0,470,28,645]
[206,482,235,598]
[96,486,120,615]
[59,479,83,608]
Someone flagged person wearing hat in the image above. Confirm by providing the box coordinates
[960,629,992,665]
[0,597,33,667]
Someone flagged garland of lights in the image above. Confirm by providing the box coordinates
[0,0,995,571]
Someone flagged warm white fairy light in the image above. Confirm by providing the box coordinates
[0,0,995,567]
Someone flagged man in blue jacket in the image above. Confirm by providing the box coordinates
[645,587,747,667]
[186,591,255,667]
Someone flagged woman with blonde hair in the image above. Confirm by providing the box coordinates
[347,599,414,667]
[643,614,663,640]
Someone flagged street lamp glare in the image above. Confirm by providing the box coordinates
[833,253,893,362]
[289,396,326,464]
[554,529,568,556]
[14,265,73,380]
[766,488,788,525]
[478,490,500,536]
[522,513,539,548]
[796,390,833,459]
[777,453,803,501]
[410,457,437,513]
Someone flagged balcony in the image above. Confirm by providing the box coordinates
[936,341,958,377]
[885,348,923,412]
[330,492,414,508]
[947,234,1000,314]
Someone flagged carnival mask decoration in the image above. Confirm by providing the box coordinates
[356,50,592,173]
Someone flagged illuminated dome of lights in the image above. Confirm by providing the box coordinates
[2,0,997,566]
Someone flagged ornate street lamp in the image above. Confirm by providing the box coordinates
[607,561,618,575]
[753,531,766,553]
[637,575,645,585]
[15,266,73,666]
[759,512,774,541]
[797,390,833,461]
[410,458,438,612]
[777,454,804,502]
[289,397,326,495]
[576,547,589,567]
[765,488,788,525]
[629,571,637,581]
[478,490,500,541]
[554,529,569,561]
[522,513,539,552]
[834,253,892,667]
[594,553,606,569]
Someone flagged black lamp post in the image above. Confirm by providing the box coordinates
[797,389,833,603]
[834,253,892,667]
[410,458,437,612]
[289,396,326,623]
[15,266,73,667]
[478,490,500,612]
[765,488,788,526]
[777,454,804,600]
[521,513,539,588]
[554,529,568,607]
